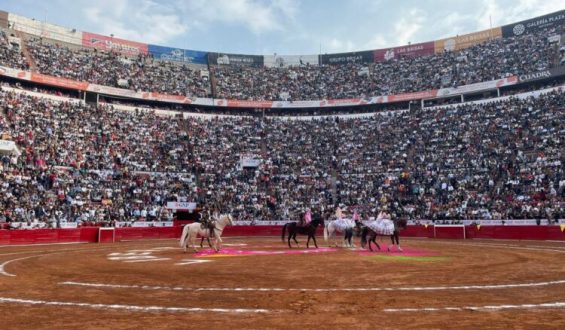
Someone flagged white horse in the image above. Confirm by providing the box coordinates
[179,214,233,252]
[324,218,356,247]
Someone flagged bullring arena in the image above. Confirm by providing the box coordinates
[1,226,564,329]
[1,4,565,329]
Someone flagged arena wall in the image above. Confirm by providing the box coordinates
[0,225,562,245]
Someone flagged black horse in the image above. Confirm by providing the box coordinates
[281,218,324,248]
[360,219,407,252]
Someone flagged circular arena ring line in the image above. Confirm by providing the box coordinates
[382,301,565,313]
[0,242,179,277]
[0,297,278,314]
[58,279,565,293]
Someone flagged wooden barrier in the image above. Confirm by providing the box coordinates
[0,225,562,245]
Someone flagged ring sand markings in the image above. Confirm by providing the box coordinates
[59,279,565,292]
[0,255,41,277]
[0,297,274,313]
[429,241,565,254]
[0,243,189,276]
[1,251,81,277]
[383,301,565,313]
[175,259,214,266]
[124,258,171,263]
[107,248,173,263]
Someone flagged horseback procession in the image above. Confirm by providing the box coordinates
[180,200,407,253]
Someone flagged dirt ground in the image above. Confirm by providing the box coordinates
[0,236,564,330]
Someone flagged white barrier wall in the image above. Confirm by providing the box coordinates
[8,13,83,45]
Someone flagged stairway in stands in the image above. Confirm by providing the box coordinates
[14,30,36,71]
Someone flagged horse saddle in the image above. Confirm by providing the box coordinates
[200,221,213,229]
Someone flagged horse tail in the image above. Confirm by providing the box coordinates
[360,226,368,248]
[281,223,288,242]
[180,224,189,248]
[324,223,329,242]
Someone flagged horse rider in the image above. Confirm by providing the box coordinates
[335,204,344,220]
[377,208,391,221]
[299,208,312,227]
[352,208,362,232]
[198,205,216,238]
[352,208,360,223]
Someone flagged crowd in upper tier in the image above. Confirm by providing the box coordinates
[0,25,562,101]
[1,87,563,228]
[0,29,29,71]
[213,27,560,101]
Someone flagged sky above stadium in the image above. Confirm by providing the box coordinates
[2,0,563,55]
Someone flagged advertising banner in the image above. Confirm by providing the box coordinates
[373,41,434,62]
[148,44,208,65]
[436,76,518,97]
[30,72,89,90]
[387,90,439,102]
[60,222,79,229]
[208,52,263,66]
[141,92,194,104]
[0,65,31,80]
[271,100,323,108]
[166,202,197,210]
[214,99,274,108]
[434,27,502,53]
[8,13,83,45]
[82,31,148,56]
[502,10,565,37]
[319,50,374,65]
[319,98,367,107]
[263,54,319,67]
[114,221,174,228]
[517,66,565,83]
[87,84,141,98]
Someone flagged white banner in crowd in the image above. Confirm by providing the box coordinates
[263,54,319,68]
[114,221,174,228]
[408,219,562,226]
[166,202,197,210]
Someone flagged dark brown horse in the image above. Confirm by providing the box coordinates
[281,218,324,248]
[360,219,407,252]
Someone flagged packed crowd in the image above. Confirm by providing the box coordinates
[1,87,563,228]
[24,37,210,97]
[0,29,29,70]
[212,26,560,100]
[0,26,560,101]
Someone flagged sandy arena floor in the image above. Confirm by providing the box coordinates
[0,236,564,329]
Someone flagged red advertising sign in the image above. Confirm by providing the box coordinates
[387,90,438,102]
[373,41,435,62]
[215,100,274,108]
[82,32,148,56]
[141,92,193,104]
[30,73,89,90]
[319,98,363,107]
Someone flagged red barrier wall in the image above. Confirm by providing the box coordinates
[400,225,435,238]
[0,225,562,245]
[465,225,564,240]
